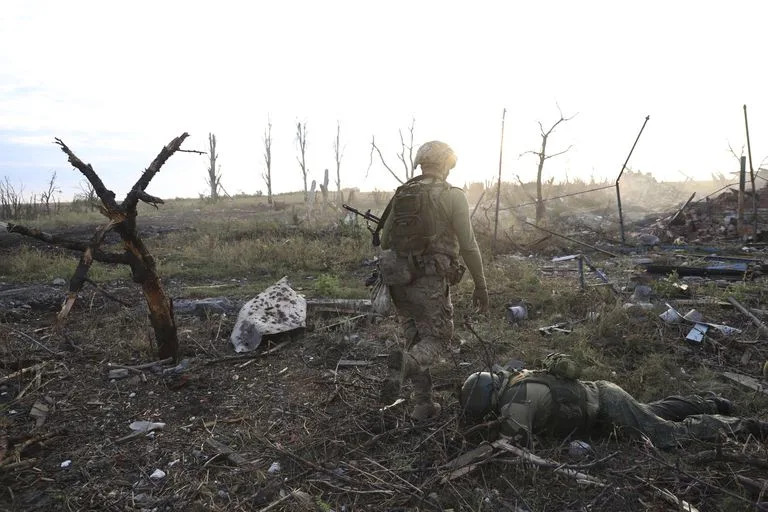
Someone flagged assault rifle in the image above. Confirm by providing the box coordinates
[342,204,383,246]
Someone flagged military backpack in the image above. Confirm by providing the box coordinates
[386,176,450,256]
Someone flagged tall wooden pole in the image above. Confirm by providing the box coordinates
[616,115,650,243]
[738,155,746,235]
[492,108,507,254]
[744,105,758,236]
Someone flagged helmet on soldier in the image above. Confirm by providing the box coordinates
[460,372,500,420]
[414,141,457,179]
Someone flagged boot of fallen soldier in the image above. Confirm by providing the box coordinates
[380,350,419,404]
[410,368,441,421]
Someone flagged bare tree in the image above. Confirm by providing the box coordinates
[333,121,344,203]
[296,121,309,202]
[40,171,61,215]
[521,107,576,222]
[263,118,273,206]
[397,117,416,181]
[368,117,416,184]
[206,133,221,201]
[78,179,97,212]
[3,134,195,360]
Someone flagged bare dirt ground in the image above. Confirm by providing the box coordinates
[1,199,768,512]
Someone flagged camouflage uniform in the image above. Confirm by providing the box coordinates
[494,370,766,449]
[379,141,488,420]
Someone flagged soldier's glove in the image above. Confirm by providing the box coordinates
[472,286,489,313]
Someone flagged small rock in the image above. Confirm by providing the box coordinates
[52,278,67,286]
[568,440,591,458]
[60,460,72,469]
[268,461,281,474]
[149,469,166,480]
[630,285,652,303]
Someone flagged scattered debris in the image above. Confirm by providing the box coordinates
[204,438,248,466]
[162,358,191,375]
[379,398,405,412]
[129,421,166,433]
[29,401,49,427]
[506,303,528,322]
[722,371,768,395]
[149,468,166,480]
[335,359,371,368]
[306,297,372,314]
[686,324,709,343]
[107,369,130,380]
[539,322,572,336]
[727,296,768,338]
[568,440,592,458]
[230,277,307,353]
[173,297,238,317]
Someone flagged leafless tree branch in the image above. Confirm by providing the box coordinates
[369,136,404,184]
[543,145,574,160]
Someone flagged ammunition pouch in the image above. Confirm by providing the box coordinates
[378,249,413,286]
[427,254,464,285]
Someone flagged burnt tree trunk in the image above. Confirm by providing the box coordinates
[4,134,193,361]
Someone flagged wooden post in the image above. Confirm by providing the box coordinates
[744,105,758,236]
[492,108,506,255]
[616,115,650,243]
[738,155,746,235]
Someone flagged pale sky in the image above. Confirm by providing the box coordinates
[1,0,766,202]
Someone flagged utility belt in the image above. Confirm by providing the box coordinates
[378,250,465,286]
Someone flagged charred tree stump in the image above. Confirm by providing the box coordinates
[4,134,193,361]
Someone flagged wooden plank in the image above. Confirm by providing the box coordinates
[722,371,768,395]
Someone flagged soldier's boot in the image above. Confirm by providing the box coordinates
[410,368,441,421]
[708,397,735,416]
[704,392,735,415]
[380,350,420,404]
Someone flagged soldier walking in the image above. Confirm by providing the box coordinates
[377,141,488,420]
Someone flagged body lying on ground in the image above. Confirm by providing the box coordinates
[460,357,768,449]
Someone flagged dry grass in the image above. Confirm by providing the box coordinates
[0,191,767,511]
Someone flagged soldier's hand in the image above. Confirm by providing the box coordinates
[472,286,489,313]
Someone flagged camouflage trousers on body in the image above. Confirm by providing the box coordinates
[389,271,453,366]
[382,270,453,411]
[595,381,760,449]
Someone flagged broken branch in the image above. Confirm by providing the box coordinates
[123,132,189,210]
[54,138,118,212]
[2,222,129,265]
